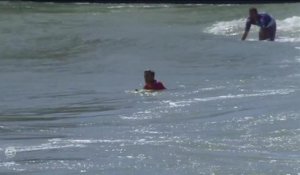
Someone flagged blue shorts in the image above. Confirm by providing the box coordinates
[268,22,276,41]
[260,21,276,41]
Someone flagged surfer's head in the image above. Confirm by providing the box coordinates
[144,70,155,84]
[249,7,259,21]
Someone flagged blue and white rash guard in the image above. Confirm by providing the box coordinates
[245,13,276,32]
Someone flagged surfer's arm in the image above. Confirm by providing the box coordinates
[242,19,251,40]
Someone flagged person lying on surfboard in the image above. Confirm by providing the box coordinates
[143,70,166,90]
[241,7,276,41]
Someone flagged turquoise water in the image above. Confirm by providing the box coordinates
[0,2,300,174]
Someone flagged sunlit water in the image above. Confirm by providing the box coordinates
[0,2,300,174]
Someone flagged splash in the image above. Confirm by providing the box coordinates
[277,16,300,32]
[5,147,17,159]
[204,18,245,36]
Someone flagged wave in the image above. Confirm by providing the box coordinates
[1,137,174,159]
[204,16,300,42]
[120,89,295,120]
[106,4,172,9]
[162,89,295,108]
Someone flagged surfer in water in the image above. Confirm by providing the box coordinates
[241,8,276,41]
[143,70,166,90]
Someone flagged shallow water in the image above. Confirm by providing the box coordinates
[0,2,300,174]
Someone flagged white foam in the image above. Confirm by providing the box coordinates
[54,138,172,146]
[121,88,295,120]
[204,18,245,36]
[62,139,129,144]
[277,16,300,42]
[5,147,17,158]
[201,86,226,91]
[183,4,204,6]
[182,89,284,108]
[165,100,191,108]
[119,112,160,120]
[107,4,171,9]
[0,138,137,159]
[195,89,294,102]
[277,16,300,32]
[3,140,86,155]
[276,37,300,43]
[163,89,295,108]
[0,161,25,172]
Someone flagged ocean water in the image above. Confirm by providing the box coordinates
[0,2,300,174]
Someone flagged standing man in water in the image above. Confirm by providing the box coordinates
[241,8,276,41]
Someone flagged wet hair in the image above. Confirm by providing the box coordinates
[249,7,258,14]
[144,70,155,77]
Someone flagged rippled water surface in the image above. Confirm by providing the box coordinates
[0,2,300,174]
